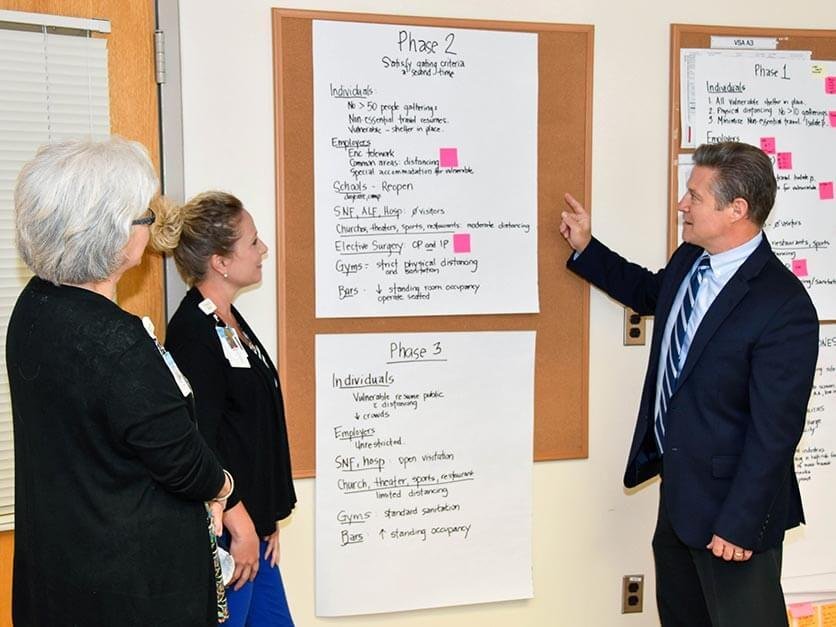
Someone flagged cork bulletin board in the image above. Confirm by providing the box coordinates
[272,9,594,477]
[668,24,836,323]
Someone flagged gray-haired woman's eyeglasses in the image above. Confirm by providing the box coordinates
[132,208,156,226]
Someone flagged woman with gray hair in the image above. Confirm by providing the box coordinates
[7,136,232,626]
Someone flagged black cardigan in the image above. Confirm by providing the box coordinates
[166,287,296,536]
[7,277,224,627]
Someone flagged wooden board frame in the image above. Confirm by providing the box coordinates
[273,9,594,477]
[669,24,836,324]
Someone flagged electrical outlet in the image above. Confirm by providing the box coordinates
[622,574,644,614]
[624,307,646,346]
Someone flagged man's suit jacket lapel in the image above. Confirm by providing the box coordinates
[674,235,772,391]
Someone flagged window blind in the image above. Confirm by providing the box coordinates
[0,24,110,531]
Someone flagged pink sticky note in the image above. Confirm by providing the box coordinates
[439,147,459,168]
[760,137,776,154]
[789,602,815,619]
[792,259,809,277]
[829,111,836,127]
[826,76,836,94]
[820,181,835,200]
[777,152,793,170]
[452,233,471,253]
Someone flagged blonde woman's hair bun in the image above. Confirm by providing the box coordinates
[149,195,184,254]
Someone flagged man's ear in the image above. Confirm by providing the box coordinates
[729,197,750,223]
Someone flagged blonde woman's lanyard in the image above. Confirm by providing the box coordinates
[198,298,277,383]
[198,298,251,369]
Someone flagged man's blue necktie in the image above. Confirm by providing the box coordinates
[654,255,711,453]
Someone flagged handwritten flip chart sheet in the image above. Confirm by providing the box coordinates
[784,328,836,590]
[313,20,538,318]
[690,56,836,319]
[679,48,811,149]
[315,331,534,616]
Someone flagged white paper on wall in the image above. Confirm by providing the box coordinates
[678,48,810,149]
[690,56,836,319]
[315,331,535,616]
[313,20,539,318]
[783,327,836,590]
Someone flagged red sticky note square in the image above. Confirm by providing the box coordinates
[760,137,776,154]
[820,181,835,200]
[788,602,815,619]
[829,111,836,127]
[439,147,458,168]
[777,152,793,170]
[452,233,471,253]
[792,259,809,277]
[826,76,836,94]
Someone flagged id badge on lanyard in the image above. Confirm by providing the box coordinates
[142,316,192,397]
[199,297,251,368]
[215,326,251,368]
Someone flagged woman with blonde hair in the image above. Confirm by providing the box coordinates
[7,136,232,626]
[158,191,296,626]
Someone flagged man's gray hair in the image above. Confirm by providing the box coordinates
[14,136,159,285]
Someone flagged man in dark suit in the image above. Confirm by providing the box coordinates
[560,142,818,626]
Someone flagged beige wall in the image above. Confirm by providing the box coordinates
[177,1,834,625]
